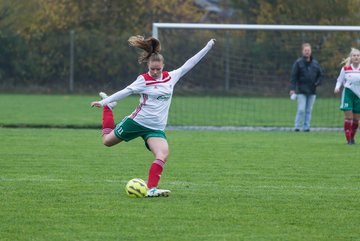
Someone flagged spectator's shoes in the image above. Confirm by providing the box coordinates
[347,139,355,145]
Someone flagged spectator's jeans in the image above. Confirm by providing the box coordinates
[295,94,316,130]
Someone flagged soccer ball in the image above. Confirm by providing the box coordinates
[125,178,148,198]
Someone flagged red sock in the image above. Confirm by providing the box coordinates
[147,159,165,188]
[351,119,359,141]
[344,119,353,142]
[102,106,115,135]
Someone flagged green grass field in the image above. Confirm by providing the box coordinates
[0,94,343,127]
[1,128,360,241]
[1,94,359,240]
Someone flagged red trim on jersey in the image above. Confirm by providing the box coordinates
[142,73,154,81]
[142,72,171,85]
[130,94,148,119]
[344,66,353,71]
[343,65,360,74]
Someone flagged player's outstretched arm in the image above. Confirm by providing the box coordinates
[177,39,216,77]
[91,101,102,108]
[90,76,146,108]
[90,88,133,108]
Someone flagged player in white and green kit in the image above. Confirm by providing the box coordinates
[91,36,215,196]
[334,48,360,144]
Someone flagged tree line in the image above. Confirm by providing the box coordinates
[0,0,359,94]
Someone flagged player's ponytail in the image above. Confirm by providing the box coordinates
[128,35,164,64]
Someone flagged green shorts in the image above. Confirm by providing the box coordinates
[340,87,360,113]
[114,117,166,149]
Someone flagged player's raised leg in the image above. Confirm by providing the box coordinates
[146,137,171,197]
[99,92,122,147]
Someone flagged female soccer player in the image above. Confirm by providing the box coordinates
[334,48,360,145]
[91,36,215,196]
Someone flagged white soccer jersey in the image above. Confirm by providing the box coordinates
[99,39,215,130]
[336,64,360,97]
[123,69,182,130]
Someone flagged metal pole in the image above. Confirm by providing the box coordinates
[152,23,158,39]
[69,30,75,93]
[152,23,360,32]
[225,31,230,92]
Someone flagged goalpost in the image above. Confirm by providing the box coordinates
[152,23,360,129]
[152,23,360,39]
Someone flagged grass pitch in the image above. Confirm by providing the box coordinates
[0,94,343,127]
[1,128,359,241]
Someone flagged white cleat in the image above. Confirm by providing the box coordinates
[146,188,171,197]
[99,92,117,109]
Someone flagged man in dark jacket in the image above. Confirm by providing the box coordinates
[289,43,323,132]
